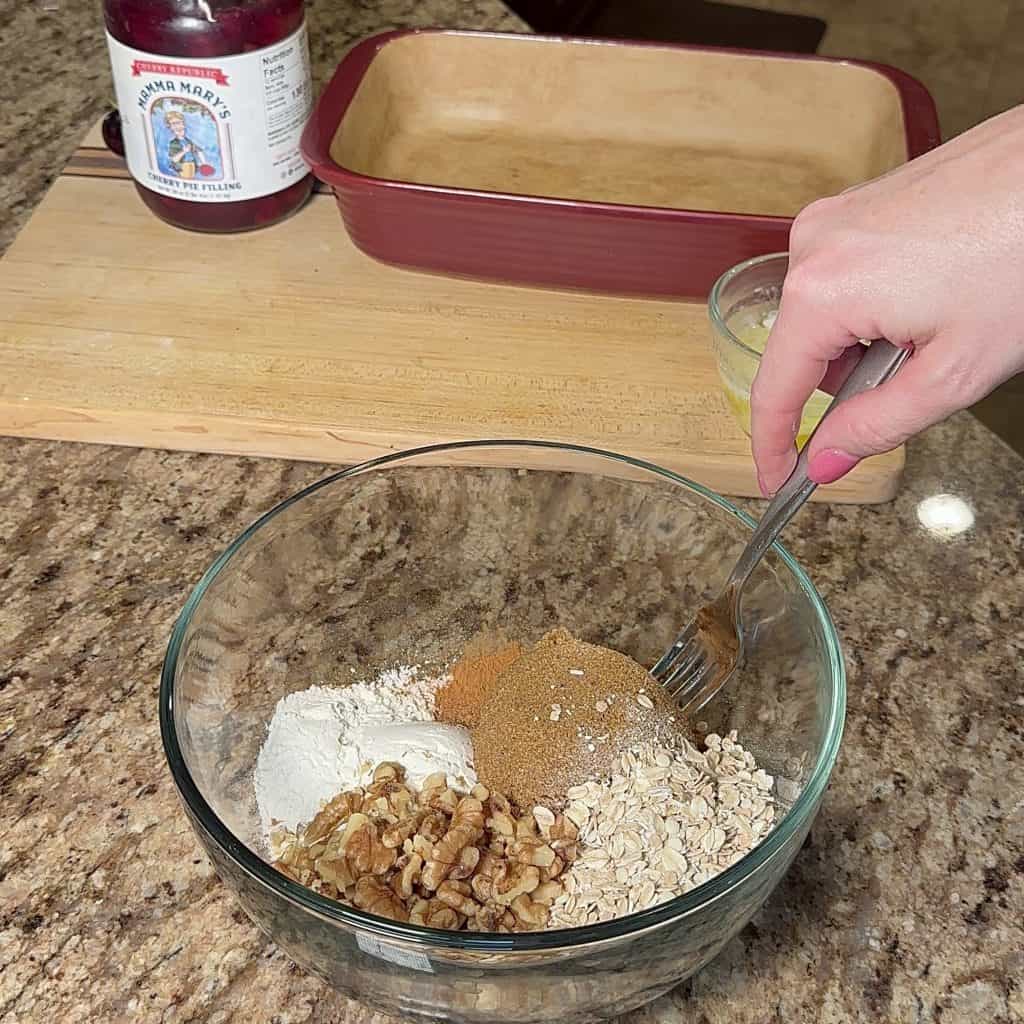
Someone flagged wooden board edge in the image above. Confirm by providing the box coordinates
[79,120,107,150]
[0,401,904,504]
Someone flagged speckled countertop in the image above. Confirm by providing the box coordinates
[1,3,1022,1024]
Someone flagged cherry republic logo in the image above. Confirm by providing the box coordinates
[133,61,233,120]
[131,59,229,85]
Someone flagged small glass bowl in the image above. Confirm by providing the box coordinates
[709,252,831,446]
[160,440,845,1023]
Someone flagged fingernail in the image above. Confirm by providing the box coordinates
[808,448,860,485]
[756,469,771,498]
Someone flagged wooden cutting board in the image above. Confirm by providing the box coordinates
[0,122,903,502]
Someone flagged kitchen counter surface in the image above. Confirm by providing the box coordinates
[1,4,1022,1024]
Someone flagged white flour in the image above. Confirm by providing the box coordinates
[253,667,475,842]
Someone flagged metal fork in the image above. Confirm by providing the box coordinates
[651,338,910,714]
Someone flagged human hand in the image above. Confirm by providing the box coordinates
[750,104,1024,496]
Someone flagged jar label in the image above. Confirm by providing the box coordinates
[106,24,312,203]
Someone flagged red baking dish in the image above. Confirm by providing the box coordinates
[301,29,939,299]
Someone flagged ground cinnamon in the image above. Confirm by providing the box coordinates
[436,636,524,728]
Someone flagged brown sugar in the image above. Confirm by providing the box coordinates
[470,628,681,808]
[437,637,524,728]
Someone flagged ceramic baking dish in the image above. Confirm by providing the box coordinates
[301,30,939,299]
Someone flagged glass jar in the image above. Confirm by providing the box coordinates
[103,0,314,232]
[709,253,832,446]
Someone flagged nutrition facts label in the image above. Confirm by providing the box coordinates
[262,31,312,149]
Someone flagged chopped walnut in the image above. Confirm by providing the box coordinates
[353,876,408,922]
[436,879,480,917]
[421,770,448,789]
[510,893,549,928]
[471,904,503,931]
[515,813,538,839]
[274,761,572,933]
[421,797,485,891]
[470,849,500,902]
[344,818,397,876]
[382,815,423,849]
[448,844,480,881]
[425,899,460,930]
[550,837,577,861]
[539,855,566,883]
[388,787,416,819]
[409,897,430,926]
[532,881,563,906]
[305,790,364,844]
[510,837,557,868]
[418,811,448,842]
[271,858,304,885]
[487,791,512,816]
[372,762,403,783]
[470,874,494,903]
[275,835,316,879]
[486,810,516,837]
[492,862,541,906]
[548,813,579,844]
[424,786,460,816]
[392,852,423,900]
[315,850,356,891]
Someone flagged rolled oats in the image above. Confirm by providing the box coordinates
[549,732,776,929]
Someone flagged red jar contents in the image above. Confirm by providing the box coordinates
[104,0,313,232]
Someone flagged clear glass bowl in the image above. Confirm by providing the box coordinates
[709,252,832,446]
[160,441,845,1023]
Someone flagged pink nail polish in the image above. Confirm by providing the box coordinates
[808,449,860,485]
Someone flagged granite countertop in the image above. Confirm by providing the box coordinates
[1,3,1022,1023]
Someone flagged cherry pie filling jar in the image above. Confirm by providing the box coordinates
[103,0,314,232]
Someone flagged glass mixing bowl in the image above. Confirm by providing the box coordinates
[160,441,844,1023]
[709,252,833,446]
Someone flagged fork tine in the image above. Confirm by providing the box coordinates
[662,644,706,693]
[676,665,737,717]
[650,621,697,679]
[666,655,714,702]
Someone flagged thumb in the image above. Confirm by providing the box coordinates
[804,347,952,484]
